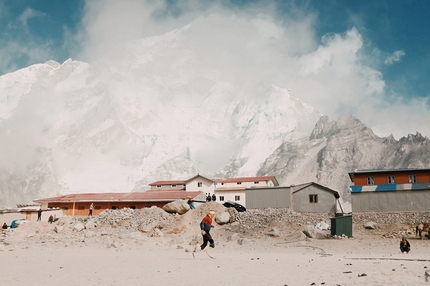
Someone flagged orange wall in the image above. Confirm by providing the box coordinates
[353,170,430,186]
[49,202,167,216]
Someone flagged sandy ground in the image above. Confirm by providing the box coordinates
[1,232,430,286]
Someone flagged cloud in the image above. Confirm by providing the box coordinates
[384,50,405,65]
[70,0,430,139]
[19,8,46,30]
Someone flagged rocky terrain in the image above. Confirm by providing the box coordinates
[2,201,429,252]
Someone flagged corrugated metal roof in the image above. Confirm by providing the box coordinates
[34,191,201,203]
[217,176,276,183]
[148,180,186,186]
[215,187,246,191]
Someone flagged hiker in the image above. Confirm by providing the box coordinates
[211,194,216,201]
[206,194,212,202]
[187,196,195,209]
[48,215,54,224]
[400,236,410,253]
[89,203,94,216]
[37,208,42,221]
[200,211,215,250]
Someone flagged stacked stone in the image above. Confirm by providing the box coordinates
[352,212,430,225]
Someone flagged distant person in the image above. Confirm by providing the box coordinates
[89,203,94,216]
[48,215,54,224]
[211,194,216,202]
[200,211,215,250]
[400,236,410,253]
[206,194,212,202]
[2,222,7,230]
[37,208,42,221]
[187,196,195,209]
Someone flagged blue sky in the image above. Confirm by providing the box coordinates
[1,0,430,138]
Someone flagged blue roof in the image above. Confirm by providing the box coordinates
[351,183,430,193]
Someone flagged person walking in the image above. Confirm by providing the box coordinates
[200,211,215,250]
[211,194,216,202]
[37,208,42,221]
[187,196,195,209]
[89,203,94,216]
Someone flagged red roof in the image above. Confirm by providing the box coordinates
[217,176,276,184]
[149,180,186,186]
[34,191,201,203]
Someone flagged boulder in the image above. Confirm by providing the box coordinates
[316,221,330,231]
[215,212,230,225]
[364,221,377,229]
[54,225,64,233]
[303,225,329,239]
[85,219,97,229]
[266,227,280,237]
[162,200,190,214]
[74,223,85,232]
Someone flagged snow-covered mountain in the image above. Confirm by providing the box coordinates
[0,27,321,208]
[1,25,429,208]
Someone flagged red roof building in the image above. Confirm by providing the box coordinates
[34,190,201,216]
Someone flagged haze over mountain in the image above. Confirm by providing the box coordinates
[1,24,429,208]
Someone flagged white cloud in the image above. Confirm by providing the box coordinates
[384,50,405,65]
[19,8,46,30]
[71,0,429,139]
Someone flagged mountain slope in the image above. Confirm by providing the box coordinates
[258,114,430,198]
[0,27,321,207]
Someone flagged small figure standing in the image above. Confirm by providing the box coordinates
[187,196,195,209]
[2,222,7,230]
[206,194,212,202]
[48,215,54,224]
[400,236,410,253]
[89,203,94,216]
[211,194,216,202]
[37,208,42,221]
[200,211,215,250]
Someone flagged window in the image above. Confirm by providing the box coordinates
[309,194,318,203]
[111,206,117,210]
[388,175,396,184]
[235,195,240,201]
[172,184,176,187]
[77,206,85,210]
[409,174,417,183]
[61,206,69,210]
[219,196,224,201]
[156,185,161,188]
[254,181,259,184]
[197,182,202,187]
[129,206,136,209]
[367,176,374,185]
[221,183,224,185]
[236,182,242,185]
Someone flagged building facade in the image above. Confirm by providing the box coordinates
[34,191,202,216]
[349,168,430,212]
[215,176,279,207]
[245,182,340,213]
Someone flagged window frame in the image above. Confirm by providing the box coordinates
[234,195,240,201]
[367,176,375,185]
[387,175,396,184]
[309,194,318,203]
[408,174,417,183]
